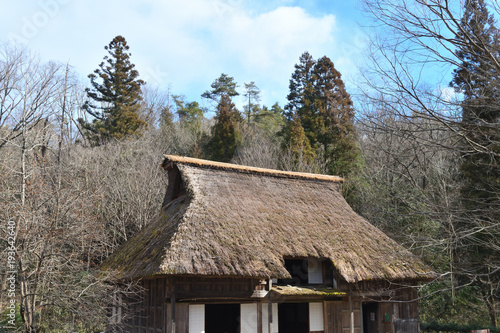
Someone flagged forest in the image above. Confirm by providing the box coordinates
[0,0,499,332]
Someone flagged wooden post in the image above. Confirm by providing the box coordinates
[349,287,354,333]
[268,300,273,333]
[323,301,328,333]
[257,302,263,333]
[162,278,167,333]
[171,289,176,333]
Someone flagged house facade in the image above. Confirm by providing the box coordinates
[101,155,433,333]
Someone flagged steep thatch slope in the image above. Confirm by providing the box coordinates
[101,155,433,283]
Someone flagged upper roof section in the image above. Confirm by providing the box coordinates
[101,155,434,283]
[162,155,344,183]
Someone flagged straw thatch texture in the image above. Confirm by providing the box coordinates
[101,155,432,283]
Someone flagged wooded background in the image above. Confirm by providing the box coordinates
[1,0,499,331]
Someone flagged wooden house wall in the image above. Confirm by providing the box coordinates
[113,277,420,333]
[392,287,419,333]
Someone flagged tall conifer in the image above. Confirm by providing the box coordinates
[450,0,500,326]
[205,94,242,162]
[79,35,145,145]
[284,52,360,176]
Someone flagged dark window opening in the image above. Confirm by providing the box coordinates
[205,304,240,333]
[323,260,334,286]
[279,259,308,285]
[278,303,309,333]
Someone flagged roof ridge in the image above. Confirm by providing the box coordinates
[162,155,344,182]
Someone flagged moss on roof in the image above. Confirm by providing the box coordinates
[271,285,346,297]
[101,155,434,283]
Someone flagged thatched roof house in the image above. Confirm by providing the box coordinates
[102,155,430,283]
[101,155,433,333]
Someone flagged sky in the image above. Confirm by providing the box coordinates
[1,0,370,112]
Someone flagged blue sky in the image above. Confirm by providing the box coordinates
[1,0,370,111]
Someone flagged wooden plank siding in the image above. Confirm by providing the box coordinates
[111,276,420,333]
[325,301,343,333]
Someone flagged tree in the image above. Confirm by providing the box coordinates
[450,0,500,326]
[174,95,204,133]
[283,112,315,165]
[243,81,261,123]
[173,95,206,157]
[201,73,239,102]
[284,52,360,176]
[205,94,242,162]
[253,102,286,137]
[313,56,360,176]
[360,0,500,326]
[139,85,174,130]
[79,35,145,145]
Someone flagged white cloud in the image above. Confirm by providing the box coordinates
[0,0,365,109]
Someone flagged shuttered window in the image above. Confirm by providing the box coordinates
[241,304,258,333]
[308,258,323,284]
[189,304,205,333]
[309,302,325,332]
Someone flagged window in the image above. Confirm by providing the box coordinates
[189,304,204,333]
[241,304,258,333]
[309,302,325,332]
[278,258,336,286]
[308,259,323,284]
[279,259,308,285]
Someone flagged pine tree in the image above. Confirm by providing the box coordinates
[205,94,242,162]
[79,35,145,145]
[284,52,360,176]
[243,81,261,123]
[201,73,239,102]
[450,0,500,326]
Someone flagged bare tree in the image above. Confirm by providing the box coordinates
[359,0,500,326]
[0,43,151,331]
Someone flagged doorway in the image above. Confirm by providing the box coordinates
[278,303,309,333]
[362,303,379,333]
[205,304,240,333]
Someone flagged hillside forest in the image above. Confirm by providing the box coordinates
[1,0,499,331]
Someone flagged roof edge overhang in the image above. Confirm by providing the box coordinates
[162,155,344,183]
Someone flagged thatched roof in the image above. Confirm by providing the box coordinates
[101,155,433,283]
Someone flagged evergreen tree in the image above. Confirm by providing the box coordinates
[313,56,359,176]
[283,113,315,164]
[284,52,360,176]
[254,102,286,137]
[201,73,239,102]
[285,51,316,124]
[450,0,500,326]
[174,95,204,136]
[79,36,145,145]
[205,94,242,162]
[243,81,261,123]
